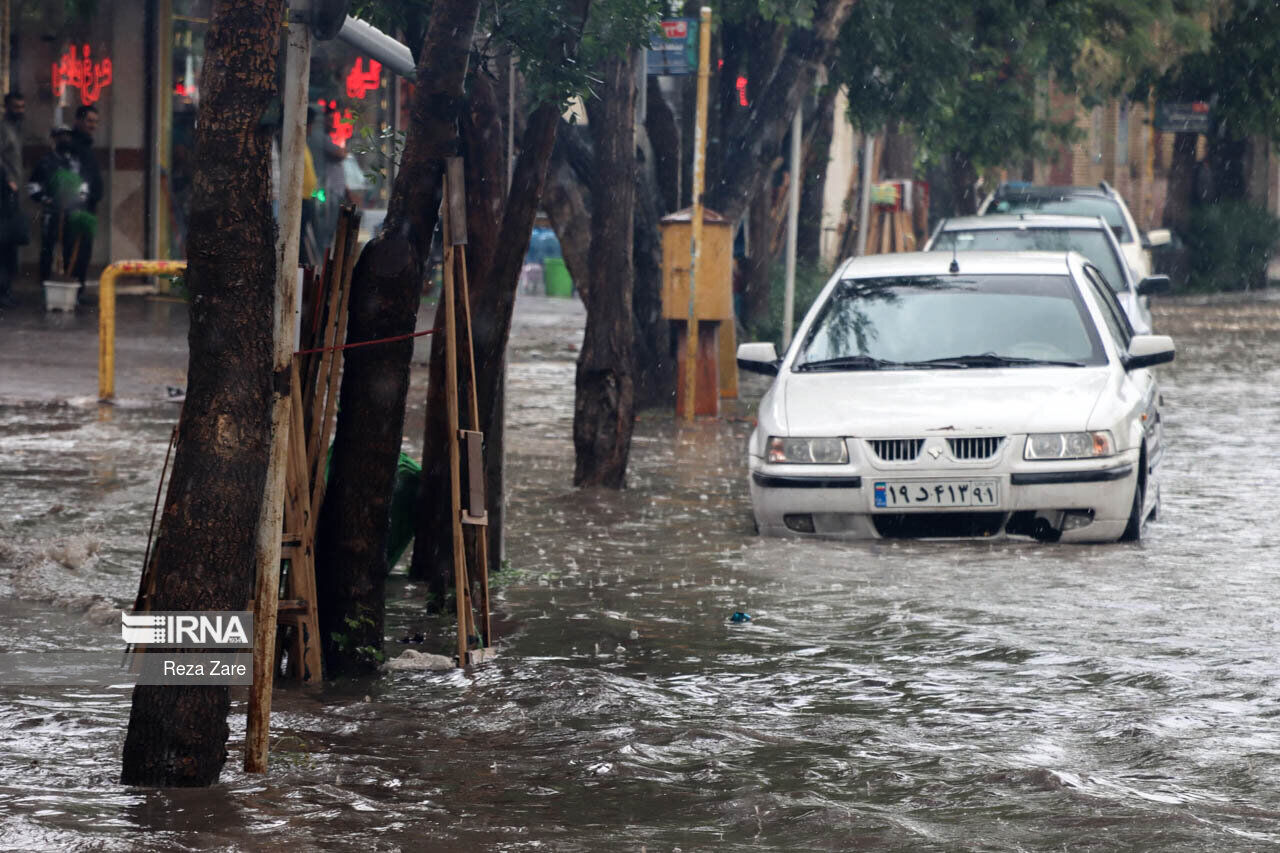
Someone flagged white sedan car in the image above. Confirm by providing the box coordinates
[924,214,1171,334]
[739,251,1174,543]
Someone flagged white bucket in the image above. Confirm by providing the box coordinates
[43,281,79,312]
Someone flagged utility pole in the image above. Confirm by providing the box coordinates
[684,6,711,422]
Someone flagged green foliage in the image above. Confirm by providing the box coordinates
[837,0,1208,174]
[330,608,386,667]
[748,260,833,351]
[1162,0,1280,142]
[1181,200,1280,292]
[483,0,663,106]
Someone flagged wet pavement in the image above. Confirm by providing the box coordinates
[1,290,1279,850]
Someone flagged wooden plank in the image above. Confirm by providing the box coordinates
[454,253,491,646]
[305,236,346,480]
[287,370,322,684]
[309,209,359,523]
[441,207,468,668]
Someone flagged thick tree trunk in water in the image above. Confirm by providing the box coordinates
[120,0,279,787]
[411,99,564,592]
[314,0,479,673]
[574,52,637,488]
[410,0,592,594]
[948,151,979,216]
[1162,132,1198,234]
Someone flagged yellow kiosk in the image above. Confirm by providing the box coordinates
[659,207,738,416]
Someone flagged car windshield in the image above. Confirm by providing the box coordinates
[794,274,1106,370]
[988,197,1131,242]
[930,228,1127,291]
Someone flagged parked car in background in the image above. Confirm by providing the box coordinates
[737,251,1174,544]
[978,182,1171,280]
[924,214,1171,333]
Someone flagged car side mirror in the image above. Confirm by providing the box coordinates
[1136,275,1172,296]
[1142,229,1172,249]
[1124,334,1175,371]
[737,342,780,376]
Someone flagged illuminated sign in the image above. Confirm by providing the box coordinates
[52,44,113,105]
[346,59,382,100]
[318,99,354,148]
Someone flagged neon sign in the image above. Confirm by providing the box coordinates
[52,44,113,105]
[346,59,382,100]
[318,99,354,148]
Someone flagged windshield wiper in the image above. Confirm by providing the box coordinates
[916,352,1086,368]
[795,355,906,371]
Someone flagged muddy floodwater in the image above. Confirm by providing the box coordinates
[1,294,1278,851]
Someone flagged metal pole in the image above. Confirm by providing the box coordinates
[684,6,711,422]
[856,133,875,257]
[782,107,801,349]
[247,1,310,775]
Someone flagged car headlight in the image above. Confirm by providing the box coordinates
[1024,431,1114,460]
[767,436,849,464]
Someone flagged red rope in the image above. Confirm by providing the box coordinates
[293,326,441,357]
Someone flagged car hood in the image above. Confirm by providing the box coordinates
[781,367,1111,436]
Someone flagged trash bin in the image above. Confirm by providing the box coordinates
[543,256,573,297]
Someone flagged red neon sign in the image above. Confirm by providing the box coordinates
[346,59,382,100]
[52,44,113,105]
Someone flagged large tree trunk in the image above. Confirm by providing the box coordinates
[543,122,593,288]
[410,0,591,595]
[574,51,637,488]
[314,0,480,674]
[705,0,857,224]
[410,100,564,592]
[120,0,279,787]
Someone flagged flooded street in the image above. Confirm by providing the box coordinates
[1,294,1279,850]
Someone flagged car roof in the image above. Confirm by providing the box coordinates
[837,250,1076,279]
[938,214,1109,231]
[991,184,1113,199]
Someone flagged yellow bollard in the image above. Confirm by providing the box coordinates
[98,260,187,402]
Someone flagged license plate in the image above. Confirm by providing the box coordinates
[873,479,999,509]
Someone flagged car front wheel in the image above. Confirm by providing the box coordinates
[1119,453,1146,542]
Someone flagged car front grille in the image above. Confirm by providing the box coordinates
[869,438,924,462]
[947,436,1005,460]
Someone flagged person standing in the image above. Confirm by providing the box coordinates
[68,105,103,302]
[29,127,87,285]
[0,92,26,309]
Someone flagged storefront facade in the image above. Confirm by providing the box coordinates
[5,0,401,277]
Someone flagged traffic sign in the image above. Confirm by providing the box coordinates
[1154,101,1210,134]
[648,18,699,76]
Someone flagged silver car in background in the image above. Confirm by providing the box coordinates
[924,214,1171,333]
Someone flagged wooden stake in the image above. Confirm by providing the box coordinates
[455,248,491,647]
[442,172,468,668]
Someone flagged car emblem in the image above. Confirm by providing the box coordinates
[928,446,943,459]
